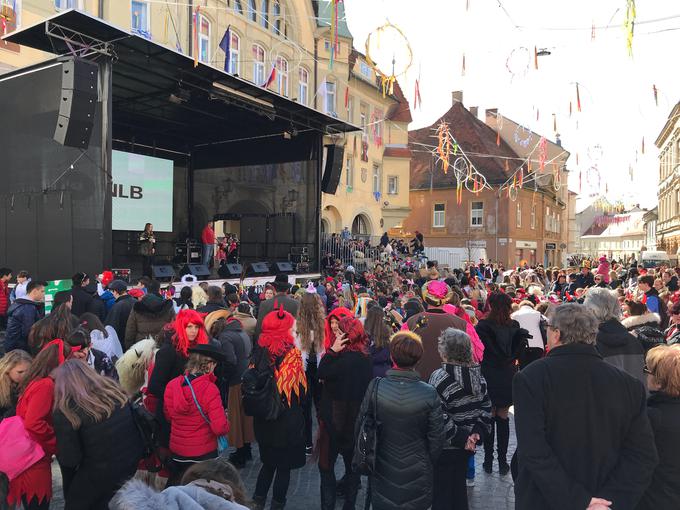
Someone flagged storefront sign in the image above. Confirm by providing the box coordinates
[466,240,487,248]
[545,242,557,250]
[516,240,537,249]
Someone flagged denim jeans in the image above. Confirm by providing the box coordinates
[202,243,214,266]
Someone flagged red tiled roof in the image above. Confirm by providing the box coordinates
[409,102,522,190]
[383,146,411,158]
[385,81,413,123]
[582,223,608,236]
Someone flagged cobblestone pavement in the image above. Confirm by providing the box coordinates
[49,418,517,509]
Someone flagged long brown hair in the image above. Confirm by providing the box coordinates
[28,305,78,355]
[296,293,325,353]
[486,292,513,325]
[0,350,32,408]
[364,306,391,350]
[20,342,72,394]
[52,360,128,429]
[181,457,249,505]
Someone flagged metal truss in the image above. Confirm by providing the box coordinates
[45,21,115,59]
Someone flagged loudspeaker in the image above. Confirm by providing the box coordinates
[218,263,243,278]
[151,264,175,280]
[321,144,344,194]
[249,262,270,274]
[274,261,294,273]
[180,263,211,280]
[54,59,98,148]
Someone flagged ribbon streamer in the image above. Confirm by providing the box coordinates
[624,0,636,57]
[576,83,581,112]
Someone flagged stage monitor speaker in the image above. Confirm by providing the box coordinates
[180,263,211,280]
[321,144,344,194]
[54,59,99,149]
[218,263,243,278]
[151,264,175,280]
[274,261,294,273]
[249,262,270,275]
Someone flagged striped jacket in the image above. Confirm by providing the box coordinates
[429,363,493,449]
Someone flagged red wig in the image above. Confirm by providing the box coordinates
[171,309,209,356]
[324,307,353,350]
[258,307,295,357]
[338,316,369,355]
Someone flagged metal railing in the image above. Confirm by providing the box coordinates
[321,234,384,271]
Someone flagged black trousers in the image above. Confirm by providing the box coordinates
[254,463,291,504]
[303,360,321,448]
[319,445,359,510]
[21,497,50,510]
[142,255,154,278]
[432,449,471,510]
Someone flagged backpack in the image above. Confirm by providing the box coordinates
[241,348,283,421]
[130,401,160,458]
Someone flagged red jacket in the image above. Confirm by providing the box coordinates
[201,225,215,245]
[8,377,57,506]
[163,372,229,458]
[0,279,9,316]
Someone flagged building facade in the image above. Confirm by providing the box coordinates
[403,92,572,267]
[655,101,680,256]
[643,207,658,252]
[0,0,411,238]
[580,210,646,262]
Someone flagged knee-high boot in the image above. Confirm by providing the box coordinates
[495,416,510,475]
[483,418,495,473]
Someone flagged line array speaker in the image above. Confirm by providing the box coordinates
[54,59,99,149]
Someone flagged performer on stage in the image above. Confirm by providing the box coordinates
[139,223,155,278]
[201,221,216,268]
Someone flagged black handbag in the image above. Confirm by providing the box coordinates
[241,348,284,421]
[353,377,382,476]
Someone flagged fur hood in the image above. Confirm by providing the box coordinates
[622,313,661,330]
[109,479,249,510]
[115,338,157,395]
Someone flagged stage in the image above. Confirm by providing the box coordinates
[0,10,357,281]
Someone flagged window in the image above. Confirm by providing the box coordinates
[247,0,257,21]
[360,61,372,80]
[55,0,79,9]
[347,96,354,123]
[272,0,281,34]
[324,39,331,51]
[198,14,211,64]
[228,32,240,75]
[324,80,336,115]
[276,56,288,96]
[372,164,381,193]
[345,155,354,188]
[252,44,266,85]
[374,109,383,141]
[131,0,150,36]
[388,175,398,195]
[433,203,445,228]
[557,213,561,233]
[360,104,367,134]
[546,207,551,231]
[471,201,484,227]
[516,203,522,228]
[530,204,536,229]
[298,68,309,105]
[260,0,269,27]
[233,0,243,14]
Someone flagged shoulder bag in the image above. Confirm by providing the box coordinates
[0,416,45,480]
[352,377,382,476]
[184,376,229,454]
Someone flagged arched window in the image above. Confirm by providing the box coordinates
[272,0,281,34]
[228,31,240,75]
[252,44,266,85]
[352,215,370,236]
[298,67,309,105]
[247,0,256,22]
[260,0,269,28]
[276,56,288,97]
[198,14,211,63]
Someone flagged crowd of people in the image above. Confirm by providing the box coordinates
[0,249,679,509]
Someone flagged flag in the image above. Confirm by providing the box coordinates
[219,26,231,72]
[262,64,276,88]
[193,6,200,68]
[344,86,349,109]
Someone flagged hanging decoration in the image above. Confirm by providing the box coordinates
[192,6,200,68]
[569,101,572,118]
[538,137,548,172]
[552,113,557,133]
[641,136,645,154]
[506,47,531,80]
[413,79,422,110]
[587,144,603,162]
[344,86,349,110]
[461,53,466,77]
[329,0,342,69]
[653,84,658,106]
[585,166,602,193]
[594,214,631,227]
[496,131,501,147]
[513,125,533,148]
[364,21,413,98]
[576,82,582,112]
[624,0,636,57]
[534,46,539,70]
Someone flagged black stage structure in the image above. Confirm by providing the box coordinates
[0,10,356,280]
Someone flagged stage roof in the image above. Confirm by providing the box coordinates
[4,9,358,153]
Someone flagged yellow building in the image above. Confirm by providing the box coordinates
[655,101,680,256]
[0,0,411,238]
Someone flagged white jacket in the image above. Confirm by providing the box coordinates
[511,306,546,350]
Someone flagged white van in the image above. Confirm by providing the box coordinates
[641,250,671,269]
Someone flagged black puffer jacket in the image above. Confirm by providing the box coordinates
[621,313,666,353]
[596,318,646,389]
[360,369,445,510]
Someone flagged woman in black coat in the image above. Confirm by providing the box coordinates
[636,345,680,510]
[360,331,445,510]
[52,360,144,509]
[475,292,529,475]
[317,316,372,510]
[252,309,308,510]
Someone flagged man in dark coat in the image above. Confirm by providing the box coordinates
[4,281,45,352]
[575,264,595,289]
[105,280,135,346]
[513,304,658,510]
[197,285,227,314]
[254,274,299,340]
[124,280,175,349]
[70,272,106,321]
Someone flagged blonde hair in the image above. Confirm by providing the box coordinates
[646,344,680,397]
[53,360,129,428]
[192,285,208,308]
[186,352,216,374]
[0,350,32,408]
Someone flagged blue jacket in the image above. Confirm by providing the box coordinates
[100,290,116,312]
[5,298,44,352]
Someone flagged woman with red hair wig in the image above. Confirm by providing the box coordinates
[316,316,372,510]
[146,309,210,449]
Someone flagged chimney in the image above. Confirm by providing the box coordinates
[452,91,463,105]
[469,106,478,117]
